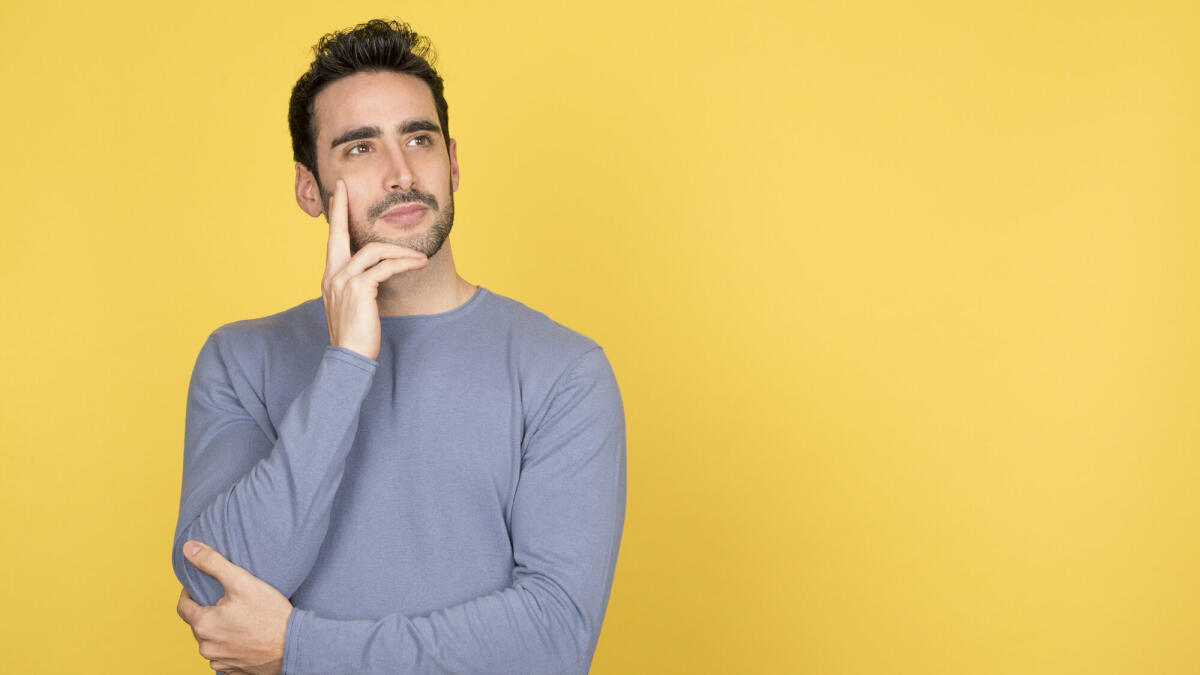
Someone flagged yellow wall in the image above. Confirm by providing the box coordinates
[2,0,1197,672]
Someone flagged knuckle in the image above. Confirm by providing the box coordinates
[192,616,212,639]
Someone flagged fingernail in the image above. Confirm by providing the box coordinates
[185,542,202,557]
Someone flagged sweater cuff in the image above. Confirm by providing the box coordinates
[323,345,379,375]
[282,608,303,674]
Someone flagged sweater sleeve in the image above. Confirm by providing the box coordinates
[172,332,378,606]
[281,347,627,675]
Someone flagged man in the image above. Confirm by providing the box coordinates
[171,19,626,674]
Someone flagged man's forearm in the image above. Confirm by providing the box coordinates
[283,568,617,674]
[174,339,378,605]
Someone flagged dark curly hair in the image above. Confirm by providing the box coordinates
[288,19,451,188]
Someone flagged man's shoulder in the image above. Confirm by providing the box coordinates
[477,289,618,421]
[202,297,326,359]
[478,288,603,363]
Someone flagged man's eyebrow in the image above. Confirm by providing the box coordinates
[330,126,381,149]
[400,119,441,135]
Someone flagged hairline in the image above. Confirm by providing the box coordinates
[306,68,451,185]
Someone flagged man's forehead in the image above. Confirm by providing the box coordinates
[313,71,438,141]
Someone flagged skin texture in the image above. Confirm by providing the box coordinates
[177,70,476,665]
[176,542,291,674]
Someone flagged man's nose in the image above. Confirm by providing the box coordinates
[384,147,415,192]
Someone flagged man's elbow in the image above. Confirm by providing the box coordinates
[171,540,222,606]
[520,577,603,673]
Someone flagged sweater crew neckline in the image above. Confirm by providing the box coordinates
[377,285,488,323]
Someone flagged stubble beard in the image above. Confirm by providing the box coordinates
[322,183,455,259]
[355,194,453,260]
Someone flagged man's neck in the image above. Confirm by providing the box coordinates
[375,240,476,317]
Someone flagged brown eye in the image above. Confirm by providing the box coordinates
[348,143,371,155]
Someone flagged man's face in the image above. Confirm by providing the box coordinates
[307,71,459,257]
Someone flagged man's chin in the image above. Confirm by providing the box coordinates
[351,233,443,259]
[352,210,452,258]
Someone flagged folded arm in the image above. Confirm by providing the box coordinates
[172,333,378,606]
[283,347,627,674]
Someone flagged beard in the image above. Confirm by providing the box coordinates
[321,182,455,258]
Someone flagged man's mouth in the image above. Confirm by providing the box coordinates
[379,204,428,225]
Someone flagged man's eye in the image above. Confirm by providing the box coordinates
[409,135,430,146]
[348,143,371,155]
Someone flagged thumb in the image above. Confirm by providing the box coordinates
[182,541,248,591]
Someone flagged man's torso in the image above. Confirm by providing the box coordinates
[207,286,599,619]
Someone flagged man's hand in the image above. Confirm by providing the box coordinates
[176,541,292,675]
[322,178,428,360]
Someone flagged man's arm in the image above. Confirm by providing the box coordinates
[173,179,428,606]
[172,335,379,605]
[282,347,626,674]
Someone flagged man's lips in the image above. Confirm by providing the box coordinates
[380,204,428,225]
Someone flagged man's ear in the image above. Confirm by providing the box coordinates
[295,162,324,218]
[449,139,460,192]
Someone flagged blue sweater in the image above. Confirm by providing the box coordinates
[172,287,626,674]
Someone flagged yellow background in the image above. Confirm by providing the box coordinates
[2,0,1197,672]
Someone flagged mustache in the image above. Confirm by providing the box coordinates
[367,189,439,221]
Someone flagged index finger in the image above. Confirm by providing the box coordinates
[324,179,351,275]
